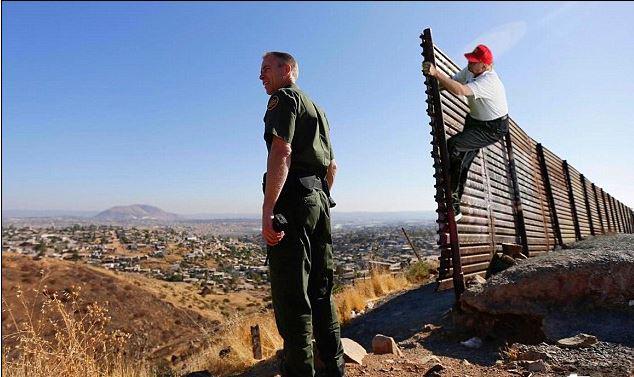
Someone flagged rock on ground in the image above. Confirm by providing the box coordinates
[459,234,634,343]
[506,341,634,376]
[557,333,597,348]
[372,334,403,356]
[342,338,367,365]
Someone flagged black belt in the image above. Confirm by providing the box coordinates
[262,173,324,194]
[296,175,323,190]
[469,114,508,122]
[262,172,336,207]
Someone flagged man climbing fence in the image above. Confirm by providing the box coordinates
[423,44,509,222]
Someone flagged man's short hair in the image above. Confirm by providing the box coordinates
[263,51,299,82]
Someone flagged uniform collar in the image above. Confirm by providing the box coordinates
[285,83,299,90]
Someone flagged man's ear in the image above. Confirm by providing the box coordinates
[283,64,292,77]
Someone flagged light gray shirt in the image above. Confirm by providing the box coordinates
[453,68,508,121]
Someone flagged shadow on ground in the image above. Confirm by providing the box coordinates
[342,282,506,367]
[234,282,505,376]
[233,358,279,377]
[235,283,454,377]
[342,282,454,349]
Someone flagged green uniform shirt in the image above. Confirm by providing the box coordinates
[264,83,334,177]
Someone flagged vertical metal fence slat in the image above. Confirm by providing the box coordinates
[608,194,620,233]
[593,184,605,234]
[601,190,612,232]
[563,161,582,240]
[505,132,529,255]
[580,174,595,236]
[421,28,465,298]
[619,202,629,233]
[615,201,623,233]
[537,143,563,246]
[618,199,624,233]
[480,148,498,254]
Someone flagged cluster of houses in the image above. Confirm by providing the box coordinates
[332,226,438,283]
[2,225,270,293]
[2,224,438,290]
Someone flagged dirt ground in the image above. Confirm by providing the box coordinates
[236,278,633,377]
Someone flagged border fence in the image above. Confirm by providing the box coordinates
[420,28,633,297]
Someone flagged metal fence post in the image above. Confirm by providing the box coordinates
[537,143,562,247]
[601,190,612,232]
[592,183,605,234]
[580,174,595,236]
[421,28,464,298]
[504,132,529,256]
[563,161,582,240]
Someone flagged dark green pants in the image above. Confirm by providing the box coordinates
[268,188,344,377]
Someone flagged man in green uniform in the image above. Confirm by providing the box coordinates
[259,51,344,377]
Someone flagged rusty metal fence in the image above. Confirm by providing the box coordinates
[420,29,633,293]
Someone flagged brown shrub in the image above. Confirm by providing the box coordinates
[2,285,150,377]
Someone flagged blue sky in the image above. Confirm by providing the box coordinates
[3,2,633,214]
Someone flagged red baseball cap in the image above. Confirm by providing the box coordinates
[464,44,493,65]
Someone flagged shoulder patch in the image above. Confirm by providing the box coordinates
[267,95,279,111]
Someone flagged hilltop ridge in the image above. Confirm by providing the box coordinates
[94,204,180,221]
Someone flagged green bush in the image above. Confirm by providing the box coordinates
[332,283,345,295]
[406,261,431,283]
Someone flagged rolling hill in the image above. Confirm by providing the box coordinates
[1,254,266,362]
[94,204,180,221]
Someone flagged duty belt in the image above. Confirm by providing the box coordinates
[262,172,336,207]
[296,175,323,190]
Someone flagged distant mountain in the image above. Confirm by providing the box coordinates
[94,204,180,221]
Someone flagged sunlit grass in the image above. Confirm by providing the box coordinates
[2,262,436,377]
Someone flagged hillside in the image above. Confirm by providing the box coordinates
[94,204,180,221]
[1,254,266,362]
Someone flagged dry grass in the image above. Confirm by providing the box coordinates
[2,280,150,377]
[335,269,410,323]
[2,260,434,377]
[184,311,281,376]
[189,268,417,376]
[2,254,268,363]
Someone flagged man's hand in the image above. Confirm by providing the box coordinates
[326,159,337,191]
[424,63,473,97]
[422,62,437,77]
[262,136,291,246]
[262,210,284,246]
